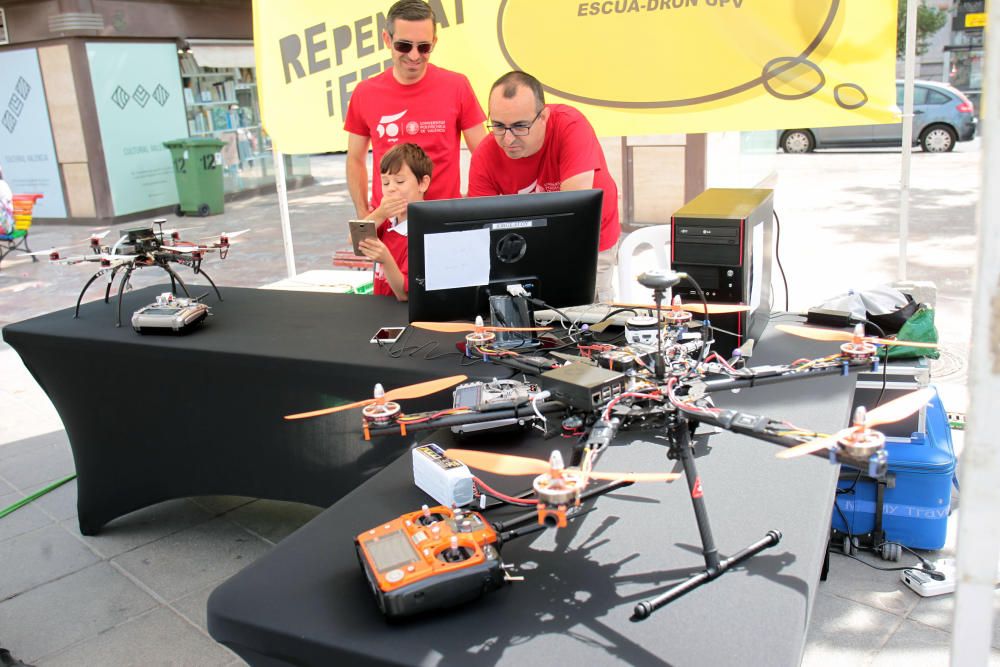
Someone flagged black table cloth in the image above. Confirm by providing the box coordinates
[207,327,858,667]
[2,285,491,534]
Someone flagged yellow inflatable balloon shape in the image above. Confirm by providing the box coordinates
[497,0,857,110]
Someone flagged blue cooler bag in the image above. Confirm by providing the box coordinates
[832,387,955,550]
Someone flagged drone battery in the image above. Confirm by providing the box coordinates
[355,505,505,618]
[131,302,209,334]
[540,364,625,411]
[412,444,474,507]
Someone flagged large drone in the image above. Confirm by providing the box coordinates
[30,219,247,326]
[286,270,938,620]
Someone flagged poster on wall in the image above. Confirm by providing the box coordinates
[0,8,9,46]
[0,48,68,218]
[86,42,188,216]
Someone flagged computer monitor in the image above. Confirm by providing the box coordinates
[407,190,602,323]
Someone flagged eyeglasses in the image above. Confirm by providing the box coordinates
[487,109,543,137]
[391,39,433,55]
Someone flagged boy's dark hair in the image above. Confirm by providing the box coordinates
[386,0,436,35]
[380,143,434,181]
[491,71,546,112]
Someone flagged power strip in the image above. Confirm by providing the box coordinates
[901,558,956,597]
[412,444,474,508]
[901,558,1000,597]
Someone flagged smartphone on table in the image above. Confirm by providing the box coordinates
[349,220,378,256]
[370,327,405,344]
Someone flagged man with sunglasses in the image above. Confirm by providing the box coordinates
[344,0,486,218]
[468,71,621,303]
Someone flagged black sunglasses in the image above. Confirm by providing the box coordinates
[392,39,433,55]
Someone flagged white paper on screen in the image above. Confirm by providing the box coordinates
[424,228,491,291]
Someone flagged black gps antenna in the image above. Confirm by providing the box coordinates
[637,270,686,380]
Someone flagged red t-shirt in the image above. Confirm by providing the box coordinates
[344,64,485,206]
[468,104,620,252]
[372,218,409,297]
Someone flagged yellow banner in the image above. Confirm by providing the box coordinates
[253,0,899,154]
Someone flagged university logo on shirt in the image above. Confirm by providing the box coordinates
[377,110,407,139]
[377,109,447,144]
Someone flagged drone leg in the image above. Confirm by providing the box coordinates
[75,270,105,319]
[116,266,136,327]
[631,417,782,621]
[194,265,223,302]
[161,263,191,298]
[104,265,122,304]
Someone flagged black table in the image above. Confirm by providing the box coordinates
[2,285,489,534]
[207,329,857,667]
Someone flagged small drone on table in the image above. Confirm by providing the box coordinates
[286,270,938,620]
[30,219,248,326]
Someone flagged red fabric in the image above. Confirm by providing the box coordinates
[468,104,620,252]
[372,219,409,297]
[344,64,485,206]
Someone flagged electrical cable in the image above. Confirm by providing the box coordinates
[853,317,890,407]
[0,474,76,519]
[773,210,790,311]
[827,549,945,580]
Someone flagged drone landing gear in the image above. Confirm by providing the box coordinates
[632,415,782,621]
[192,265,223,302]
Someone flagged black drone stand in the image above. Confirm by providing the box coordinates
[631,411,782,621]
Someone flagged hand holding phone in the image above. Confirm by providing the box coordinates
[349,220,377,256]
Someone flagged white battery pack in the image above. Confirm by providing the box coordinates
[412,444,474,507]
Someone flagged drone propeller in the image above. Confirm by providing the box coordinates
[411,316,551,334]
[25,245,76,258]
[612,301,750,315]
[775,324,938,349]
[776,387,935,460]
[445,449,681,483]
[159,244,214,254]
[283,374,468,420]
[201,229,250,245]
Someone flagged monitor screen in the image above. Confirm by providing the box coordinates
[407,190,602,323]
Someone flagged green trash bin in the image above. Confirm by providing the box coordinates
[163,137,225,217]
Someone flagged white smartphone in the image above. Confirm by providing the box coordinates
[349,219,378,256]
[370,326,405,344]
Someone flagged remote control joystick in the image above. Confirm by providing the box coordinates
[418,504,444,526]
[438,535,474,563]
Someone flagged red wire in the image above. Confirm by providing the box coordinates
[473,477,538,505]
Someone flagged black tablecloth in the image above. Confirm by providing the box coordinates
[207,328,856,667]
[2,285,493,534]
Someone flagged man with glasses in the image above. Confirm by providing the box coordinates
[468,71,621,303]
[344,0,486,217]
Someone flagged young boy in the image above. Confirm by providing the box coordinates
[356,143,433,301]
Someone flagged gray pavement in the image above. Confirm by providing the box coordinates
[0,144,996,666]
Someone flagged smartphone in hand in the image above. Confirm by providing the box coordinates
[349,220,378,256]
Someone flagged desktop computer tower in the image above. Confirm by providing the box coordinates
[670,188,773,358]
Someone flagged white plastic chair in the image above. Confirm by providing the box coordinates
[616,224,671,303]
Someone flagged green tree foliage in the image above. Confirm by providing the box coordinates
[897,0,949,56]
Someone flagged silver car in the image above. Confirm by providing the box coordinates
[780,80,977,153]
